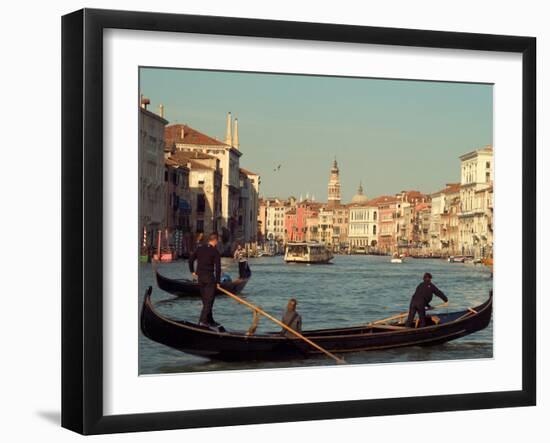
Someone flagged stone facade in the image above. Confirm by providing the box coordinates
[458,146,493,258]
[348,204,378,250]
[169,151,222,239]
[164,113,260,254]
[139,105,168,251]
[163,157,192,256]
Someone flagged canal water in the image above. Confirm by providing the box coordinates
[139,255,493,374]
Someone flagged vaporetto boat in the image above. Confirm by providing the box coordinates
[284,242,334,264]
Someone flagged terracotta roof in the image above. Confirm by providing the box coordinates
[165,124,226,147]
[442,183,461,194]
[171,150,216,162]
[415,202,431,211]
[168,151,217,171]
[401,190,423,198]
[432,183,461,196]
[368,195,398,206]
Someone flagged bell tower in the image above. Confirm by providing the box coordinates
[327,158,341,208]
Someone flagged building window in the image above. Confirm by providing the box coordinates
[373,225,377,235]
[197,194,206,213]
[196,220,204,233]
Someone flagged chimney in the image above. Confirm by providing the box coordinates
[225,112,233,146]
[180,126,185,140]
[159,104,164,118]
[140,95,150,110]
[233,118,239,149]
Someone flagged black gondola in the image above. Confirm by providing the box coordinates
[140,287,493,362]
[155,269,249,297]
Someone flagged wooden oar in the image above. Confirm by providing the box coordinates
[368,302,449,326]
[217,285,346,365]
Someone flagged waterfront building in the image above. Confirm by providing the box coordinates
[458,145,493,258]
[439,184,461,255]
[139,100,168,250]
[473,185,493,258]
[170,151,222,240]
[292,200,322,243]
[400,203,416,249]
[348,183,378,251]
[318,206,334,246]
[284,208,298,243]
[165,113,259,253]
[163,156,192,256]
[257,198,267,242]
[415,202,432,250]
[429,190,444,251]
[260,198,288,250]
[428,183,461,255]
[374,196,400,253]
[305,213,320,243]
[394,191,430,252]
[331,205,349,251]
[237,167,260,251]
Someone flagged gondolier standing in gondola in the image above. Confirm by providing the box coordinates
[405,272,448,328]
[189,232,223,330]
[233,243,251,279]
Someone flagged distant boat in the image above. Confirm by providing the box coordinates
[448,255,474,263]
[390,253,405,264]
[351,246,367,255]
[257,250,274,257]
[284,242,333,264]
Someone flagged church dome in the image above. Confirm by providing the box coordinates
[351,182,368,204]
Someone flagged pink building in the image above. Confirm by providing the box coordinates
[284,209,298,242]
[375,196,399,253]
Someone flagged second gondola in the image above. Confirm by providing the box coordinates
[155,269,249,297]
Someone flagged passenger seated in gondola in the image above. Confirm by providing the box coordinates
[220,273,232,283]
[281,298,302,338]
[405,272,448,328]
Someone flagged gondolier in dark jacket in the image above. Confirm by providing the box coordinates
[405,272,448,328]
[189,232,222,329]
[233,243,251,279]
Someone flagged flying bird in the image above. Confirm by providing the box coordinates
[273,164,282,172]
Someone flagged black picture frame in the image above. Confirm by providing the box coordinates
[62,8,536,435]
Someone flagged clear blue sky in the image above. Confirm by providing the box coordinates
[140,68,493,201]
